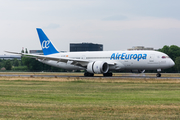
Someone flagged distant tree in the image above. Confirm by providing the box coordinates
[29,58,43,71]
[0,59,4,68]
[13,58,19,67]
[22,57,43,71]
[175,57,180,72]
[159,45,169,54]
[4,60,12,70]
[25,48,28,53]
[21,48,24,53]
[21,57,32,70]
[168,45,180,61]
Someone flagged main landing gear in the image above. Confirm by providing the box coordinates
[84,72,94,77]
[84,72,113,77]
[156,69,161,77]
[103,72,113,77]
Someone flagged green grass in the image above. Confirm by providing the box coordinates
[0,79,180,119]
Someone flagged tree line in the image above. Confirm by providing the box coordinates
[1,45,180,73]
[1,48,67,72]
[1,58,67,72]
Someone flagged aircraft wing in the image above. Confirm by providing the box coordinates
[25,54,90,67]
[5,51,90,67]
[5,51,116,67]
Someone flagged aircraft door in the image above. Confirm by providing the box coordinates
[148,54,159,65]
[149,54,154,62]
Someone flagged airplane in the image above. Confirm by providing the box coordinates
[6,28,175,77]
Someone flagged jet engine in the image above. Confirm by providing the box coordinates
[131,70,145,73]
[87,61,109,74]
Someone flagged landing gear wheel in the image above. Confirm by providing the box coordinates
[156,69,161,77]
[156,73,161,77]
[84,72,94,77]
[103,72,113,77]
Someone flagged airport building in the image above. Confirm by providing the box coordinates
[70,43,103,52]
[127,46,154,51]
[0,55,21,60]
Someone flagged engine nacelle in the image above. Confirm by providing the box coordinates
[131,70,145,73]
[87,61,109,74]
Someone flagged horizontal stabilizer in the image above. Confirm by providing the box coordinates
[4,51,22,55]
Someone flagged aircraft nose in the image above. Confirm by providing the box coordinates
[169,59,175,67]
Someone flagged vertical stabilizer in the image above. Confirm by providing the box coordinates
[36,28,59,55]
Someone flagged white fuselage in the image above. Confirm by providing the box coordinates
[39,50,175,71]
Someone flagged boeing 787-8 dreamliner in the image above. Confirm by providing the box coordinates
[6,28,175,77]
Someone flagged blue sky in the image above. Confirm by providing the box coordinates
[1,0,180,54]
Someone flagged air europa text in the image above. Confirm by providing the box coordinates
[110,53,147,61]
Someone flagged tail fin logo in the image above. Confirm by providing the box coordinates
[42,40,50,49]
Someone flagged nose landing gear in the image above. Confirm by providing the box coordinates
[156,69,161,77]
[156,73,161,77]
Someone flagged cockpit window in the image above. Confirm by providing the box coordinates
[162,56,169,59]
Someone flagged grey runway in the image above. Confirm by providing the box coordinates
[0,74,179,79]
